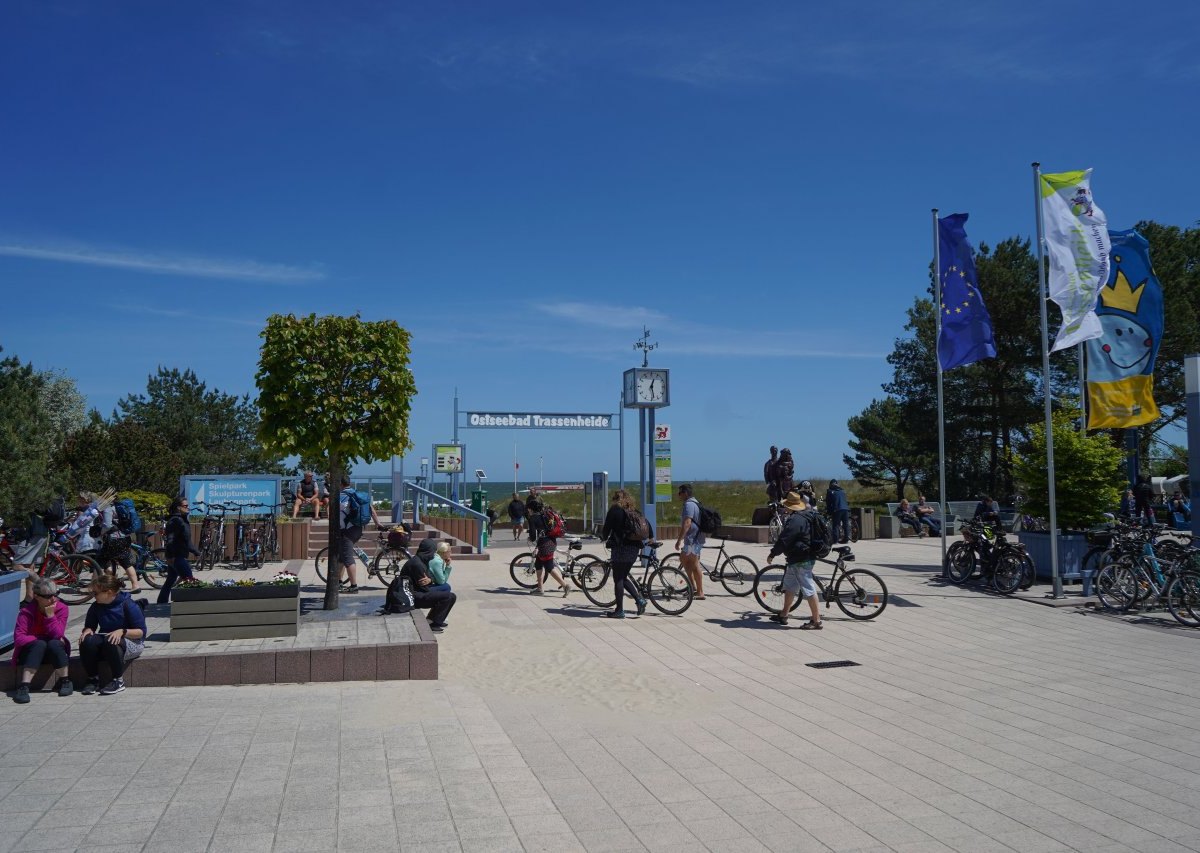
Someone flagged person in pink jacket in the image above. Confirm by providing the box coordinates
[10,577,72,704]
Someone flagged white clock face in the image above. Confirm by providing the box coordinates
[637,370,667,403]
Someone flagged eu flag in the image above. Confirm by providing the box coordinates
[937,213,997,370]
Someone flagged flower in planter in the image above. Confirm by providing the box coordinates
[235,579,256,587]
[269,571,299,586]
[177,578,207,589]
[214,578,237,587]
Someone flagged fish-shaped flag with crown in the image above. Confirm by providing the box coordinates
[1084,229,1164,429]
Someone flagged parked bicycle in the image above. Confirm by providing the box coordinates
[1095,529,1200,626]
[660,538,758,596]
[581,541,694,615]
[753,547,887,620]
[509,537,608,593]
[945,519,1034,594]
[314,526,409,587]
[194,502,228,571]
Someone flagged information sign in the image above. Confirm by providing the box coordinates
[434,444,464,474]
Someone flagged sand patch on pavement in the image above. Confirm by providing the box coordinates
[437,601,722,718]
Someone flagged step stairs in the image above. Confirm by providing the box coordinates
[304,520,487,561]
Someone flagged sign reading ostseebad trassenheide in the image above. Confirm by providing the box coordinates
[466,412,614,429]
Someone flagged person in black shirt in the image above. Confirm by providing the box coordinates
[766,492,822,629]
[600,489,648,619]
[292,472,323,519]
[399,538,456,632]
[1134,476,1155,526]
[157,496,200,604]
[974,496,1000,524]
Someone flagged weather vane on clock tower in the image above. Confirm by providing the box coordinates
[633,326,658,367]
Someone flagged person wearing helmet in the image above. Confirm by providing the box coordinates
[797,479,817,508]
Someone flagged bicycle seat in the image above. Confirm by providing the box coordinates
[646,540,663,550]
[832,546,854,558]
[568,539,582,550]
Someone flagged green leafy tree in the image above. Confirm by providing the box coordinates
[256,314,417,609]
[56,420,183,496]
[37,369,87,453]
[844,397,927,501]
[116,367,281,475]
[0,351,64,516]
[1013,408,1125,530]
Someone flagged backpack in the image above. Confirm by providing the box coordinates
[807,509,834,559]
[114,498,142,533]
[695,500,722,535]
[42,497,66,526]
[542,508,564,538]
[382,576,416,614]
[345,489,372,526]
[624,507,651,542]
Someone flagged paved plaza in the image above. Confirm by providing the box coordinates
[4,533,1200,852]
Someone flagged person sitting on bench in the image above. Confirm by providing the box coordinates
[894,499,924,537]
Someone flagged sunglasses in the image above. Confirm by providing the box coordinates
[35,593,58,600]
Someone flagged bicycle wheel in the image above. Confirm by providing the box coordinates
[508,552,539,589]
[850,518,861,543]
[767,516,782,544]
[1095,562,1137,613]
[57,554,100,604]
[373,548,406,583]
[1165,573,1200,627]
[314,547,349,586]
[574,556,609,592]
[1081,546,1109,576]
[1017,552,1036,590]
[140,548,170,589]
[945,541,976,584]
[581,560,617,607]
[833,569,888,619]
[659,552,682,571]
[647,567,693,615]
[992,554,1024,595]
[718,555,757,596]
[752,565,801,614]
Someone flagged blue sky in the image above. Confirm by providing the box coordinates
[3,1,1198,486]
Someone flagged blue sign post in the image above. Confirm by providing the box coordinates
[180,475,282,516]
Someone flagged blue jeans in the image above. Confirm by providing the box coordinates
[158,556,194,604]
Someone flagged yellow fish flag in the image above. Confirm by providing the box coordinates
[1085,230,1162,429]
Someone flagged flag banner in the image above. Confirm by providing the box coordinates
[1040,168,1111,351]
[1085,229,1162,429]
[937,213,997,370]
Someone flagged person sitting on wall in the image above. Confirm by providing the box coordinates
[292,472,323,519]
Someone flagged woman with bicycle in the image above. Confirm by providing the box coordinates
[600,490,649,619]
[157,497,199,604]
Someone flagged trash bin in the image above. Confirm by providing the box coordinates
[853,507,876,540]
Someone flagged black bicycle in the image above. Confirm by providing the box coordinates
[508,538,608,593]
[660,539,757,596]
[753,547,887,620]
[945,519,1034,594]
[582,541,694,615]
[767,502,859,545]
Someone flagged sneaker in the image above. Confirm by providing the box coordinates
[562,586,571,598]
[100,679,126,696]
[530,589,545,596]
[768,614,789,626]
[81,679,100,696]
[429,624,445,634]
[14,684,30,704]
[344,586,360,594]
[55,678,73,698]
[635,598,647,616]
[605,610,626,619]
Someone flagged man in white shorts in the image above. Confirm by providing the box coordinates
[766,491,823,629]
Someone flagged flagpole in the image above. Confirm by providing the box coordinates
[1033,162,1062,598]
[1078,344,1087,429]
[932,209,948,575]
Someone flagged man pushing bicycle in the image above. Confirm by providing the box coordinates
[765,491,823,629]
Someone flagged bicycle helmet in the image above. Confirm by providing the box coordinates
[800,480,813,490]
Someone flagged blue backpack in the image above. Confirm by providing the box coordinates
[345,489,372,526]
[114,498,142,533]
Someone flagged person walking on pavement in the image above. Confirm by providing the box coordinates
[766,491,823,629]
[825,479,852,544]
[674,484,706,600]
[600,489,648,619]
[157,496,199,604]
[508,493,525,540]
[338,475,382,594]
[528,498,571,597]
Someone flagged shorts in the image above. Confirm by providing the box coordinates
[782,561,817,598]
[14,536,47,566]
[681,537,703,557]
[339,525,363,567]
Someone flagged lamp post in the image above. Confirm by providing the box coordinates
[539,456,544,487]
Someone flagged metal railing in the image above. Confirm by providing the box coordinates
[401,480,488,553]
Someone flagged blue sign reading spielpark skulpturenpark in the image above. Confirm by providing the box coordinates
[181,475,281,515]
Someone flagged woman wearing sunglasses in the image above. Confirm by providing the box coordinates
[10,577,72,704]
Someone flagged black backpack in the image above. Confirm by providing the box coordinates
[807,509,834,559]
[382,576,416,614]
[696,501,722,535]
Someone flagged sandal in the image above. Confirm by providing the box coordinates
[799,621,823,630]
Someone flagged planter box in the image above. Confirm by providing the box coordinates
[170,585,299,641]
[1017,530,1089,582]
[1,571,27,651]
[422,516,480,548]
